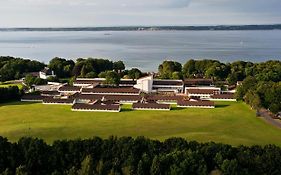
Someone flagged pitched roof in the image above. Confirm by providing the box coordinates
[41,91,60,96]
[40,67,53,75]
[186,89,216,95]
[177,100,215,107]
[211,93,235,99]
[72,103,120,111]
[132,103,170,110]
[153,80,183,86]
[73,79,101,85]
[184,79,213,86]
[104,95,142,101]
[81,87,140,94]
[75,94,104,100]
[74,79,136,86]
[58,85,82,92]
[21,94,44,100]
[43,98,74,104]
[146,95,185,101]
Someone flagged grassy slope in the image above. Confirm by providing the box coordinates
[0,83,24,89]
[0,101,280,146]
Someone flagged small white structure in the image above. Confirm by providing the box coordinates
[134,75,154,93]
[39,67,55,80]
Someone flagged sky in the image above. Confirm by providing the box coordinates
[0,0,281,27]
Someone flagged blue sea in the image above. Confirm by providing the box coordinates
[0,30,280,71]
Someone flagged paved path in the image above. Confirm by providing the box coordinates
[259,109,281,129]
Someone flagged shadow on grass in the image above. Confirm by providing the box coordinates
[121,108,133,112]
[215,104,230,108]
[0,101,40,107]
[171,107,185,111]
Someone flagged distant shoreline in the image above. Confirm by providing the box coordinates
[1,24,281,32]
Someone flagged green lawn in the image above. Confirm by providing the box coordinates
[0,101,280,146]
[0,82,24,89]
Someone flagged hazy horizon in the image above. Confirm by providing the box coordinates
[1,0,281,27]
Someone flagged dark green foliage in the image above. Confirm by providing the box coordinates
[24,74,47,87]
[0,86,21,103]
[48,57,75,78]
[104,71,121,86]
[113,61,125,73]
[127,68,142,80]
[0,136,281,175]
[72,58,124,78]
[0,56,45,82]
[158,61,182,79]
[183,59,229,80]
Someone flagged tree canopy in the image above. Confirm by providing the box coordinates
[0,136,281,175]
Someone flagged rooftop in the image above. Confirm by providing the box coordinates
[58,85,82,92]
[81,87,140,94]
[72,103,120,111]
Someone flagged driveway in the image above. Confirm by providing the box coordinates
[258,109,281,129]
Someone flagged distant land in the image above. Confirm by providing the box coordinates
[1,24,281,32]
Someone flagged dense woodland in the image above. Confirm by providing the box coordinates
[0,56,45,82]
[0,136,281,175]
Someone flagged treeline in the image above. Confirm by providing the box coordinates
[0,56,45,82]
[0,86,21,103]
[0,136,281,175]
[48,57,143,82]
[158,60,281,84]
[236,77,281,113]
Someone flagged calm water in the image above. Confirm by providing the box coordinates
[0,30,280,71]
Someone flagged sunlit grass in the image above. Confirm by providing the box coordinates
[0,101,280,146]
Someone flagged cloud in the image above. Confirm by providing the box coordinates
[0,0,280,27]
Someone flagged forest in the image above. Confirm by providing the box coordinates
[0,136,281,175]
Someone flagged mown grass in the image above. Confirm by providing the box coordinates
[0,82,24,89]
[0,101,280,146]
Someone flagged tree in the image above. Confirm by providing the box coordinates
[15,165,28,175]
[98,71,107,78]
[158,61,182,79]
[113,61,125,73]
[183,59,196,78]
[48,57,74,78]
[85,72,97,78]
[244,90,261,109]
[78,155,94,175]
[221,159,239,175]
[171,72,182,80]
[128,68,142,80]
[24,74,36,87]
[150,156,161,175]
[104,71,120,86]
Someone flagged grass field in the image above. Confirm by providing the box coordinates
[0,82,24,89]
[0,101,281,146]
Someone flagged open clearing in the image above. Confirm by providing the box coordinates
[0,101,280,146]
